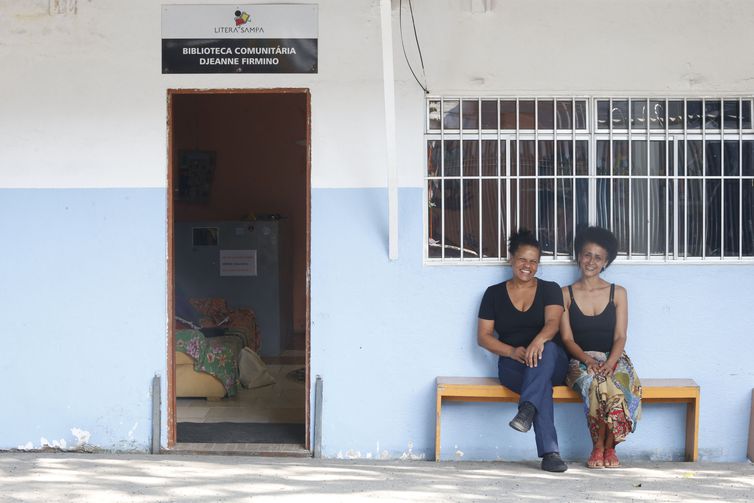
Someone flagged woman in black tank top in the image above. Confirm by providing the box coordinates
[559,227,642,469]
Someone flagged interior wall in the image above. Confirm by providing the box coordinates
[172,93,307,335]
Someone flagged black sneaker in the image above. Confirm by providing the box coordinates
[508,401,536,432]
[541,452,568,472]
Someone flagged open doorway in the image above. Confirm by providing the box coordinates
[167,89,310,453]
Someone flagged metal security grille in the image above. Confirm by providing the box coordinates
[425,97,754,263]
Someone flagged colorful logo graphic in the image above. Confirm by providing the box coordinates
[234,9,250,26]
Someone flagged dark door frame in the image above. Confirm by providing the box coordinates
[166,88,312,449]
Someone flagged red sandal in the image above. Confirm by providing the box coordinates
[603,448,620,468]
[587,448,604,468]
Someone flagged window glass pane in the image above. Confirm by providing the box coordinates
[481,179,501,258]
[743,140,754,176]
[632,141,647,176]
[427,180,442,258]
[556,101,572,130]
[612,100,629,129]
[518,179,536,234]
[539,179,555,254]
[706,179,721,256]
[519,140,535,176]
[650,141,666,176]
[575,140,589,176]
[481,100,497,129]
[443,179,461,258]
[596,178,611,230]
[462,180,480,258]
[613,179,629,254]
[686,100,703,129]
[743,100,752,129]
[538,140,554,176]
[631,179,648,255]
[678,179,686,256]
[596,140,610,176]
[500,100,516,129]
[557,140,572,176]
[724,141,739,176]
[463,140,478,176]
[743,182,754,256]
[706,141,721,176]
[428,100,441,130]
[510,142,517,177]
[556,178,574,256]
[481,140,498,176]
[613,140,628,176]
[686,140,703,176]
[510,179,518,236]
[724,180,739,256]
[597,100,610,129]
[650,179,666,254]
[668,100,684,129]
[537,100,554,130]
[705,100,721,129]
[575,101,587,129]
[519,100,535,129]
[443,100,460,129]
[686,179,704,256]
[462,100,479,130]
[650,100,666,129]
[444,140,460,176]
[576,178,589,230]
[427,140,441,176]
[631,100,647,129]
[724,100,740,130]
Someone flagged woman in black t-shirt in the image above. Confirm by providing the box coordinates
[478,229,569,473]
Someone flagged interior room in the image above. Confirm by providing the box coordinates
[170,91,308,451]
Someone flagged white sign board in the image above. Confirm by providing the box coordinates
[220,249,257,277]
[161,4,318,73]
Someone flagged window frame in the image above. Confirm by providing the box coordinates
[423,96,754,265]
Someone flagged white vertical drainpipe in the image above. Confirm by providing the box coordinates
[380,0,399,260]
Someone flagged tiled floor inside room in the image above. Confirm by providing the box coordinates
[173,360,308,455]
[177,363,305,424]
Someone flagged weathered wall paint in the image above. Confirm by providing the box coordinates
[0,188,167,451]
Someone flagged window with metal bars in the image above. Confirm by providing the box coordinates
[425,97,754,262]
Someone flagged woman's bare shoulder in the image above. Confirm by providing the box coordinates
[613,284,628,299]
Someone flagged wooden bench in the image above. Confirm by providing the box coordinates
[435,377,700,462]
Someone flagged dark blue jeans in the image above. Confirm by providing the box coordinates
[498,341,569,457]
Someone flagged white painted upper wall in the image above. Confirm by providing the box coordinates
[1,0,754,188]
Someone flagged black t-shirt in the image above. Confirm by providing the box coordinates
[478,279,564,348]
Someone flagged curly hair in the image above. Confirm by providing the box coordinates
[574,226,618,268]
[508,228,541,256]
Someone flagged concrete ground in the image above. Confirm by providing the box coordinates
[0,453,753,502]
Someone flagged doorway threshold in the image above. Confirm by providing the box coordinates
[167,442,310,457]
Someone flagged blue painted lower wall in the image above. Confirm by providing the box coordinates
[0,188,167,451]
[1,186,752,461]
[311,187,754,462]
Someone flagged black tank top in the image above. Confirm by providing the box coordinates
[568,284,616,353]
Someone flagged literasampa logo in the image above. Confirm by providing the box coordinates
[213,9,264,34]
[234,9,250,26]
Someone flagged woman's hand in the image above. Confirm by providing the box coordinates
[599,358,618,377]
[509,346,527,364]
[524,340,544,367]
[584,356,601,375]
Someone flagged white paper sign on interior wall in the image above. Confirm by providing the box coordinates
[220,249,257,276]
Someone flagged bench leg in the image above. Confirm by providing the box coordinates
[435,392,442,462]
[685,394,700,462]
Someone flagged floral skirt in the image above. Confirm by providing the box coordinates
[566,351,642,444]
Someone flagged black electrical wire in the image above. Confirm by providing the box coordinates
[399,0,428,93]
